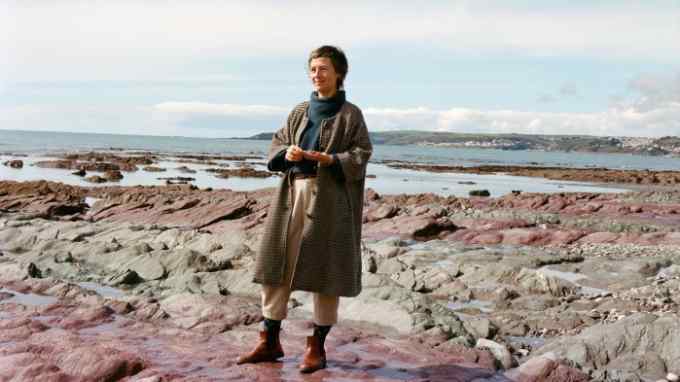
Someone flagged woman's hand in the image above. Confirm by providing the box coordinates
[303,150,334,166]
[285,145,304,162]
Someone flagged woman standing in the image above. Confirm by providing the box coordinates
[237,45,372,373]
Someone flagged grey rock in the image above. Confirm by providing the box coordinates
[415,267,457,292]
[132,242,154,254]
[498,320,530,336]
[469,189,490,197]
[108,269,143,286]
[658,265,680,279]
[392,269,416,290]
[54,251,74,264]
[377,257,407,274]
[476,338,515,369]
[27,262,42,278]
[536,313,680,380]
[374,245,402,259]
[511,295,560,311]
[464,318,498,339]
[123,255,166,281]
[369,204,399,221]
[363,255,377,273]
[330,273,471,338]
[493,287,519,302]
[515,268,579,297]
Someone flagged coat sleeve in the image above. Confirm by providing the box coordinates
[334,110,372,182]
[266,111,295,172]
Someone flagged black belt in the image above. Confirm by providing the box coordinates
[292,173,317,180]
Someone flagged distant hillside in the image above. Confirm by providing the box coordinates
[243,131,680,156]
[244,132,275,141]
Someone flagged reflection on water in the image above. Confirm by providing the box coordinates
[0,287,58,306]
[0,154,629,197]
[77,282,126,299]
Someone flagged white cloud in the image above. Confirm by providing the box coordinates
[627,72,680,112]
[153,102,287,116]
[362,103,680,137]
[5,98,678,139]
[2,2,679,81]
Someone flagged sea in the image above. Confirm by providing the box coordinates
[2,129,678,197]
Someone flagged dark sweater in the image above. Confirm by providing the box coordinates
[268,91,346,178]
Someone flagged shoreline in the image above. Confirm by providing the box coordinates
[6,149,676,199]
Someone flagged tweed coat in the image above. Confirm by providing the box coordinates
[253,100,372,297]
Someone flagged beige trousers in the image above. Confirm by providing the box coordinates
[261,177,340,326]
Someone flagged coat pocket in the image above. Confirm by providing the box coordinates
[304,180,318,219]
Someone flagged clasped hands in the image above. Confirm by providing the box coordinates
[285,145,334,166]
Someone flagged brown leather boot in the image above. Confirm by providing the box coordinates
[236,330,284,364]
[299,335,327,373]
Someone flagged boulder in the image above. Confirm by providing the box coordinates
[535,313,680,380]
[3,160,23,169]
[476,338,515,369]
[514,268,579,297]
[505,352,589,381]
[469,189,491,197]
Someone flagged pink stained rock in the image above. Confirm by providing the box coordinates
[470,232,505,245]
[540,230,588,246]
[500,229,549,246]
[578,231,621,244]
[0,272,517,382]
[504,353,589,382]
[452,218,533,231]
[53,347,145,381]
[363,214,458,241]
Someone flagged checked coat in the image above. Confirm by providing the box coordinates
[253,100,372,297]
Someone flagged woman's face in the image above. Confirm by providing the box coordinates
[309,57,339,95]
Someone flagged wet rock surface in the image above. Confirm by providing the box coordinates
[0,179,679,380]
[34,152,155,173]
[205,166,279,179]
[2,160,23,169]
[385,162,680,186]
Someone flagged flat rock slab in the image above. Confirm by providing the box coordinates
[0,280,512,382]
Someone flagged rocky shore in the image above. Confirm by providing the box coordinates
[1,179,679,381]
[385,163,680,186]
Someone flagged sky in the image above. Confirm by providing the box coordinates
[1,1,679,138]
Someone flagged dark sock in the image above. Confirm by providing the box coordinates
[263,318,281,346]
[313,324,332,348]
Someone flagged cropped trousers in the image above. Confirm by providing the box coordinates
[261,177,340,326]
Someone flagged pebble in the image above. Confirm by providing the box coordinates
[667,372,679,382]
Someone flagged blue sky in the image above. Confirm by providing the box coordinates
[1,1,679,138]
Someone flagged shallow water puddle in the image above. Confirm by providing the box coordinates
[505,335,546,350]
[334,341,424,380]
[84,197,101,207]
[77,281,126,299]
[0,287,58,306]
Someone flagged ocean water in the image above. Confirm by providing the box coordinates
[2,129,680,170]
[0,129,663,196]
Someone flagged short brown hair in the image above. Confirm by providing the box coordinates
[308,45,349,89]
